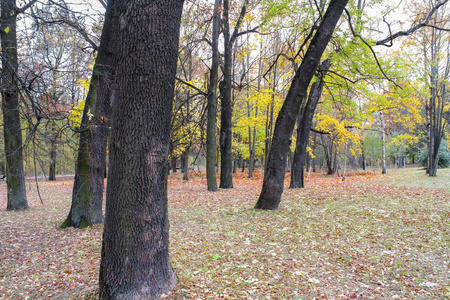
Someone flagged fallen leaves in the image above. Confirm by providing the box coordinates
[0,169,449,299]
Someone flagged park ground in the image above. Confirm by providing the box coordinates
[0,168,449,299]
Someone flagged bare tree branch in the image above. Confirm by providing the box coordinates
[34,18,99,51]
[17,0,39,14]
[234,26,260,39]
[176,77,207,96]
[376,0,449,46]
[98,0,107,9]
[230,0,249,44]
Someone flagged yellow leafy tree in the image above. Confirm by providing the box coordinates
[316,114,362,157]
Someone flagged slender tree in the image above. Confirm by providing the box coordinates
[219,0,250,188]
[99,0,183,298]
[206,0,221,191]
[425,10,449,177]
[255,0,349,210]
[290,59,330,188]
[61,0,117,228]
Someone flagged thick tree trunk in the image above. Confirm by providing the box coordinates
[205,0,221,191]
[99,0,183,298]
[1,0,27,211]
[219,0,234,189]
[255,0,348,210]
[62,0,117,228]
[290,59,330,188]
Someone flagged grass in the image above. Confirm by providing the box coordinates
[0,168,449,299]
[370,167,450,191]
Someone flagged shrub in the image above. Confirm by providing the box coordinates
[418,140,450,168]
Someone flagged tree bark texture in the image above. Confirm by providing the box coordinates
[427,41,444,177]
[1,0,28,211]
[290,59,330,188]
[205,0,221,191]
[63,0,117,228]
[219,0,248,188]
[255,0,348,210]
[219,0,234,189]
[99,0,183,299]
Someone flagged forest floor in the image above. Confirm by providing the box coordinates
[0,168,449,299]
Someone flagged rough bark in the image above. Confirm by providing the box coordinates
[219,0,248,188]
[219,0,234,189]
[427,46,444,177]
[62,0,117,228]
[99,0,183,298]
[255,0,348,210]
[1,0,27,211]
[290,59,330,189]
[205,0,221,191]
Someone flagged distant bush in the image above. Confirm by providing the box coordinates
[418,140,450,168]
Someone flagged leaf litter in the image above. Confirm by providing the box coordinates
[0,169,449,299]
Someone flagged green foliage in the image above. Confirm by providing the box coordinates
[418,140,450,168]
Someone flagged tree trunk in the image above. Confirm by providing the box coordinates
[99,0,183,298]
[62,0,117,228]
[219,0,249,188]
[255,0,348,210]
[361,141,366,171]
[429,132,441,177]
[205,0,221,191]
[171,156,177,173]
[248,41,262,178]
[380,111,386,174]
[219,0,234,189]
[1,0,27,211]
[48,121,58,181]
[49,142,57,181]
[181,147,189,180]
[427,36,445,177]
[290,59,330,188]
[322,137,338,175]
[264,67,276,166]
